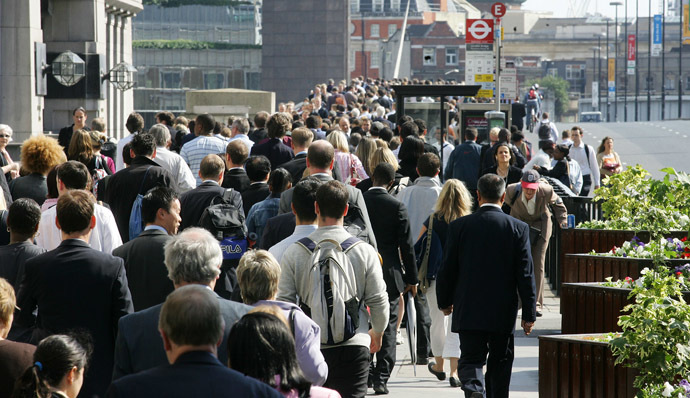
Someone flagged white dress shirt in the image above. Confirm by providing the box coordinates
[569,141,601,196]
[115,134,135,171]
[153,146,196,193]
[228,134,254,151]
[36,203,122,253]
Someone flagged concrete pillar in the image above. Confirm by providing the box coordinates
[0,0,44,144]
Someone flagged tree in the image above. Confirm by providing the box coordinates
[527,76,570,120]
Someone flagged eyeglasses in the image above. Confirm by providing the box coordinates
[0,134,10,138]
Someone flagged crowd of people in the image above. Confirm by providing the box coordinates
[0,76,623,398]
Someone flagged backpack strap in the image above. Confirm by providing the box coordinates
[296,237,316,252]
[584,144,591,165]
[510,184,522,206]
[340,236,361,252]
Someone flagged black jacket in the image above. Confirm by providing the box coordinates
[15,239,133,398]
[112,229,174,311]
[179,181,226,231]
[104,156,176,242]
[363,188,418,298]
[436,206,536,334]
[241,183,270,217]
[250,138,294,170]
[221,168,251,193]
[280,153,307,184]
[259,212,296,250]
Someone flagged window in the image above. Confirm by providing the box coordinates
[388,24,398,38]
[204,72,225,89]
[161,71,181,89]
[547,68,558,77]
[685,76,690,90]
[390,0,401,11]
[350,0,359,13]
[566,64,583,79]
[372,0,384,12]
[371,52,380,69]
[423,48,436,66]
[349,49,356,71]
[371,24,380,38]
[446,48,458,65]
[645,75,655,91]
[664,74,675,90]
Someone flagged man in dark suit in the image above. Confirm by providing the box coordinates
[363,163,418,394]
[112,228,251,380]
[107,284,278,398]
[279,127,313,184]
[179,154,241,231]
[221,140,250,193]
[259,212,295,250]
[241,155,271,217]
[248,111,269,143]
[15,190,134,398]
[436,174,536,398]
[278,140,377,248]
[250,112,294,169]
[112,187,179,311]
[104,133,176,242]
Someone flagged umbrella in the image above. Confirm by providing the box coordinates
[405,291,417,376]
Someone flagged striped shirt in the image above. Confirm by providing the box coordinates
[180,135,228,186]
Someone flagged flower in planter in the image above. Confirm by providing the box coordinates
[593,236,689,259]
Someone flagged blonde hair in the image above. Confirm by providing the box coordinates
[374,139,388,149]
[433,179,473,224]
[326,130,349,152]
[237,250,281,305]
[248,305,289,327]
[355,138,377,176]
[21,134,66,175]
[0,278,16,327]
[369,147,399,172]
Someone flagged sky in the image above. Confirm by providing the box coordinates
[520,0,668,19]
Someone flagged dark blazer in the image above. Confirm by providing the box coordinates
[9,173,47,206]
[278,173,377,248]
[112,294,251,380]
[481,142,527,171]
[58,125,90,149]
[436,206,536,334]
[112,229,174,311]
[480,165,523,185]
[0,241,45,290]
[241,183,270,217]
[250,138,294,170]
[259,212,296,250]
[221,168,251,193]
[248,127,267,143]
[280,153,307,184]
[104,156,176,242]
[0,340,35,398]
[179,181,225,231]
[363,188,418,298]
[15,239,133,398]
[108,351,281,398]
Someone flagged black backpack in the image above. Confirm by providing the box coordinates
[343,201,372,245]
[199,189,248,260]
[538,124,552,141]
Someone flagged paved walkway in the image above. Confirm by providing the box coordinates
[374,286,561,397]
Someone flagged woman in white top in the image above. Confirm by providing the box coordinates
[596,136,622,179]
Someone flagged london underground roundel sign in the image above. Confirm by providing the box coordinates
[466,19,494,44]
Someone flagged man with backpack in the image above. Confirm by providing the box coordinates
[534,112,558,143]
[277,181,389,398]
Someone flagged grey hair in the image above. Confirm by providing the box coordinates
[0,124,12,136]
[477,173,506,202]
[232,118,250,135]
[236,250,281,304]
[148,123,171,147]
[159,284,224,346]
[164,228,222,285]
[375,106,385,117]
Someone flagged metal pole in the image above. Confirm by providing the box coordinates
[393,0,411,79]
[496,19,501,112]
[647,1,652,121]
[662,3,666,120]
[362,18,367,81]
[624,0,628,121]
[599,36,603,112]
[593,48,597,109]
[615,5,619,122]
[679,1,683,119]
[635,0,639,121]
[607,19,611,122]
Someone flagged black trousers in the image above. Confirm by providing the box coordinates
[414,289,432,359]
[370,296,400,384]
[322,345,370,398]
[458,331,515,398]
[581,174,592,196]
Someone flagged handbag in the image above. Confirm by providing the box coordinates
[348,154,362,186]
[414,216,443,294]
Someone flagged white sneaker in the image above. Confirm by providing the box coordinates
[396,330,404,345]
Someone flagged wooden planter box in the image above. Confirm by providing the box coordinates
[561,282,690,335]
[539,334,637,398]
[561,254,688,286]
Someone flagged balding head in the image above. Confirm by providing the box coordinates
[307,140,335,172]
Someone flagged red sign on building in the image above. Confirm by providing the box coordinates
[627,34,636,61]
[491,2,506,18]
[466,19,494,44]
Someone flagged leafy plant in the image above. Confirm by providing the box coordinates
[610,267,690,391]
[526,75,570,117]
[638,380,690,397]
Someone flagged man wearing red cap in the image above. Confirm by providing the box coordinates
[505,170,567,316]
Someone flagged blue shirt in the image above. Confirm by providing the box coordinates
[246,196,281,247]
[180,135,228,186]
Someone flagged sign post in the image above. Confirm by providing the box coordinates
[465,19,495,99]
[490,3,506,111]
[652,14,662,56]
[627,34,636,75]
[608,58,616,99]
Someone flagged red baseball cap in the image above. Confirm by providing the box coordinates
[521,170,540,190]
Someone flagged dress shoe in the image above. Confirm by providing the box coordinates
[427,362,446,381]
[536,311,543,317]
[373,381,389,395]
[416,357,429,365]
[368,373,373,388]
[470,392,484,398]
[449,376,461,387]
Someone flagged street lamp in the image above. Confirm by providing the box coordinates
[102,62,138,91]
[591,46,601,110]
[610,1,623,122]
[48,51,86,87]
